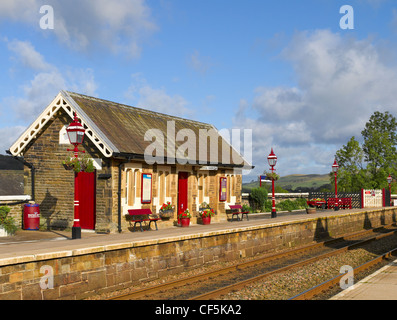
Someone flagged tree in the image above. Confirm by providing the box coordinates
[334,111,397,191]
[334,136,368,192]
[361,111,397,188]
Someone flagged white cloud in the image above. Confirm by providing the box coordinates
[0,126,25,154]
[6,39,52,71]
[125,74,192,117]
[237,29,397,179]
[2,39,98,123]
[0,0,157,58]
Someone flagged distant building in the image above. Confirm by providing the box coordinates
[8,91,252,232]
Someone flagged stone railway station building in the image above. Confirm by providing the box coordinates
[7,91,252,233]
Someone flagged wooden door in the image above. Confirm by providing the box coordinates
[78,171,96,230]
[178,172,188,221]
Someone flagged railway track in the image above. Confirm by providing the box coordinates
[289,247,397,300]
[108,224,397,300]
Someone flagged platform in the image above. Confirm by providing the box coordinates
[0,208,368,263]
[0,207,394,300]
[330,258,397,300]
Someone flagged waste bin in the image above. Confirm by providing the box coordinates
[23,203,40,230]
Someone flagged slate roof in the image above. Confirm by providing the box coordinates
[65,91,251,168]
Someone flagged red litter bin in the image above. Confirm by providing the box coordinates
[23,203,40,230]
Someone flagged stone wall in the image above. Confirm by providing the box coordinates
[0,207,395,300]
[22,109,112,231]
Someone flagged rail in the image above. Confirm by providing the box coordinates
[108,224,397,300]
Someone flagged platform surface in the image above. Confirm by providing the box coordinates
[1,207,395,300]
[330,258,397,300]
[0,208,371,262]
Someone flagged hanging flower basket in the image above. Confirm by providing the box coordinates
[265,172,280,181]
[63,163,73,170]
[62,155,95,173]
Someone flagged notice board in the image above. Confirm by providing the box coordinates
[141,173,152,203]
[219,177,227,201]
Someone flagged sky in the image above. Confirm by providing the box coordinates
[1,0,397,182]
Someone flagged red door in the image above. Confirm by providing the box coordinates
[178,172,188,223]
[78,171,96,230]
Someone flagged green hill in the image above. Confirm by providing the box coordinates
[242,174,332,193]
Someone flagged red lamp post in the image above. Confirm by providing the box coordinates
[267,148,277,218]
[332,159,339,211]
[66,112,85,239]
[387,174,392,206]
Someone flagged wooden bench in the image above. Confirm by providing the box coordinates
[128,209,160,232]
[327,197,352,210]
[228,205,249,222]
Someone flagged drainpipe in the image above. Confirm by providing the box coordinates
[6,151,35,202]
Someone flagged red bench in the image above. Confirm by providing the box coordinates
[128,209,160,232]
[327,198,352,210]
[228,205,249,222]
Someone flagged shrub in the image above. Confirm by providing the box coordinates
[0,206,17,234]
[250,187,268,212]
[242,204,252,213]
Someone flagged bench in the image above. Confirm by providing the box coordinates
[127,209,160,232]
[327,197,352,210]
[227,205,249,222]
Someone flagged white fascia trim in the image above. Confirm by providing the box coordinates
[8,91,115,158]
[9,92,65,157]
[60,91,116,158]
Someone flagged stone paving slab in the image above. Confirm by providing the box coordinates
[330,259,397,300]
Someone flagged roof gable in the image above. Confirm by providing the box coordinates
[8,91,115,158]
[9,91,251,168]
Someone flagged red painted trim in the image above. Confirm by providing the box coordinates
[141,173,152,204]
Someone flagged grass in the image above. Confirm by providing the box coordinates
[243,174,331,193]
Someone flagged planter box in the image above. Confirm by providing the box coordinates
[306,208,316,214]
[159,209,174,220]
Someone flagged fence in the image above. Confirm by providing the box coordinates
[309,189,391,209]
[309,191,362,209]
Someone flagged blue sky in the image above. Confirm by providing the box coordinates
[1,0,397,181]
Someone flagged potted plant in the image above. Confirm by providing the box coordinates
[199,208,215,225]
[178,209,191,227]
[159,201,174,220]
[0,206,17,237]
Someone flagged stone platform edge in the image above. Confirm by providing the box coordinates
[0,207,387,267]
